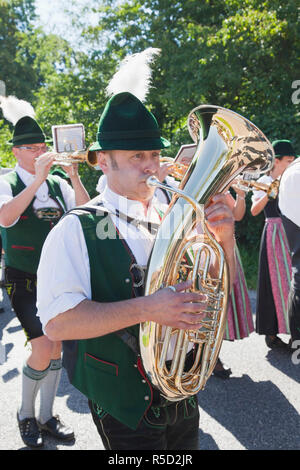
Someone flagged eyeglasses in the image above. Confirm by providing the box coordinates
[17,145,48,152]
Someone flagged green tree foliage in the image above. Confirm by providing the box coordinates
[0,0,37,100]
[0,0,77,167]
[86,0,300,145]
[0,0,36,164]
[74,0,300,285]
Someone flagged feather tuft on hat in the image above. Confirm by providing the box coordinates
[106,48,161,102]
[0,95,35,126]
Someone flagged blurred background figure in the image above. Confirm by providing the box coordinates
[213,183,254,378]
[251,140,296,350]
[278,141,300,348]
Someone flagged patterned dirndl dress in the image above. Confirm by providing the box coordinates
[255,198,292,335]
[224,245,254,340]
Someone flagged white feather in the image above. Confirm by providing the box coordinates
[0,95,35,126]
[106,48,161,102]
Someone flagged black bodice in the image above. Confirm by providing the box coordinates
[264,198,280,218]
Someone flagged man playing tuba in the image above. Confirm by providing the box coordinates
[36,50,236,450]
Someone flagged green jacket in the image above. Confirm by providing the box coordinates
[63,207,153,430]
[0,171,67,274]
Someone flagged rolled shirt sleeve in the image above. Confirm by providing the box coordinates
[0,176,13,208]
[96,174,107,194]
[0,171,76,227]
[251,175,272,203]
[279,164,300,228]
[57,177,76,210]
[0,177,18,227]
[36,214,91,331]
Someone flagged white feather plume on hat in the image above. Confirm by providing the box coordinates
[0,95,35,126]
[106,48,161,102]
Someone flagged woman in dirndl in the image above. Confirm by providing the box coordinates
[251,140,296,350]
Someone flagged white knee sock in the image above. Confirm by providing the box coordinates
[38,359,62,425]
[18,362,50,421]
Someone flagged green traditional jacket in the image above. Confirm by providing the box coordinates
[62,207,154,430]
[0,171,67,274]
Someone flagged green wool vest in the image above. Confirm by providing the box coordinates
[1,171,67,274]
[62,208,153,430]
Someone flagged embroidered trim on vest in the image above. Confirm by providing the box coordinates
[11,245,35,251]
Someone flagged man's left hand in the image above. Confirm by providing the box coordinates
[204,193,235,246]
[64,163,79,179]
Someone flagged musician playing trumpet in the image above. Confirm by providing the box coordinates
[251,140,296,350]
[0,96,89,448]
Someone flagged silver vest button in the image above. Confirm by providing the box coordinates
[144,395,150,401]
[125,278,130,284]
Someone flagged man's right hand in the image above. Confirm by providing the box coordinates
[34,152,56,185]
[0,152,56,228]
[143,280,208,330]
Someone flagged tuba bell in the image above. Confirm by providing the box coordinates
[140,105,274,400]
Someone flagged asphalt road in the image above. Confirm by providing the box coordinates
[0,284,299,451]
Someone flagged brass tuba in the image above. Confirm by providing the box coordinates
[140,105,274,400]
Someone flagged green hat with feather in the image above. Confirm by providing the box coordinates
[0,95,52,145]
[89,48,170,153]
[89,92,170,151]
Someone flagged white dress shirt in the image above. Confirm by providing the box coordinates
[37,185,168,330]
[279,161,300,228]
[0,164,76,227]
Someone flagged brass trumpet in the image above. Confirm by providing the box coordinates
[159,157,189,180]
[52,147,98,168]
[236,177,280,200]
[52,147,190,178]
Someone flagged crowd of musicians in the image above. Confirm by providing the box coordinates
[0,52,299,450]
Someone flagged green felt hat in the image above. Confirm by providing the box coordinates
[9,116,52,146]
[89,92,170,151]
[272,140,298,159]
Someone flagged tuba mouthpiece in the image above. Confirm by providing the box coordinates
[146,175,159,187]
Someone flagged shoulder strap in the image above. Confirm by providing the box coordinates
[63,198,144,356]
[46,174,67,212]
[115,330,140,356]
[61,198,109,220]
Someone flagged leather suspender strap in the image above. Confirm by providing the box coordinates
[66,203,143,356]
[114,330,140,356]
[65,202,160,235]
